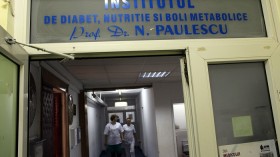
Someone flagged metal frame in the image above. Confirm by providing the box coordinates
[0,26,29,157]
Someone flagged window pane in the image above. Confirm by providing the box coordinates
[30,0,266,43]
[208,62,277,155]
[0,53,18,157]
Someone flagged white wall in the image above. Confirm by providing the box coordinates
[87,99,101,157]
[0,0,14,35]
[140,88,159,157]
[153,82,184,157]
[136,93,143,149]
[68,88,82,157]
[86,93,106,157]
[173,103,187,129]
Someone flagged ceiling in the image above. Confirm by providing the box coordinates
[59,55,183,99]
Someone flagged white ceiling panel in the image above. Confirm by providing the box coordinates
[106,65,144,73]
[83,79,109,85]
[64,65,106,73]
[58,56,182,91]
[140,64,177,71]
[77,74,108,80]
[107,72,139,79]
[110,78,137,84]
[169,71,182,77]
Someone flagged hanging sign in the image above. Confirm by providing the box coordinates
[218,139,277,157]
[30,0,266,43]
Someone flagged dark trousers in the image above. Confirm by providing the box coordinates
[107,144,123,157]
[109,152,122,157]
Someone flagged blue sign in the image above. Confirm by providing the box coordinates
[30,0,266,43]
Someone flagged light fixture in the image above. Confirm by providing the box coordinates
[116,89,122,95]
[59,87,66,92]
[115,101,128,107]
[139,71,171,78]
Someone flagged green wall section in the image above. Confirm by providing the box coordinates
[0,54,18,157]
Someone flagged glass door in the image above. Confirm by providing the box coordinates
[0,53,19,157]
[0,26,29,157]
[184,42,280,157]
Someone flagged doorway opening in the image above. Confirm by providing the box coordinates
[28,54,190,157]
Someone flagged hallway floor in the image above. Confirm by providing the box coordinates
[100,146,145,157]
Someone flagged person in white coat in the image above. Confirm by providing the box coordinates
[123,117,136,157]
[104,114,124,157]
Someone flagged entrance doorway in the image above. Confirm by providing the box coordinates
[28,55,187,157]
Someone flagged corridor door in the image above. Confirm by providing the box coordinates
[182,43,280,157]
[0,26,29,157]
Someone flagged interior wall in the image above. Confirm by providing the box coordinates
[86,93,105,157]
[136,93,144,150]
[28,61,83,157]
[0,1,8,29]
[45,61,83,157]
[69,88,82,157]
[140,88,159,157]
[173,103,187,129]
[105,98,137,123]
[153,81,184,157]
[0,0,14,35]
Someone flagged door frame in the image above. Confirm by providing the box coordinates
[11,0,280,156]
[0,26,29,157]
[53,88,69,157]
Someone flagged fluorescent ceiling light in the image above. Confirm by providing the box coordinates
[59,87,66,92]
[115,101,128,107]
[139,71,171,78]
